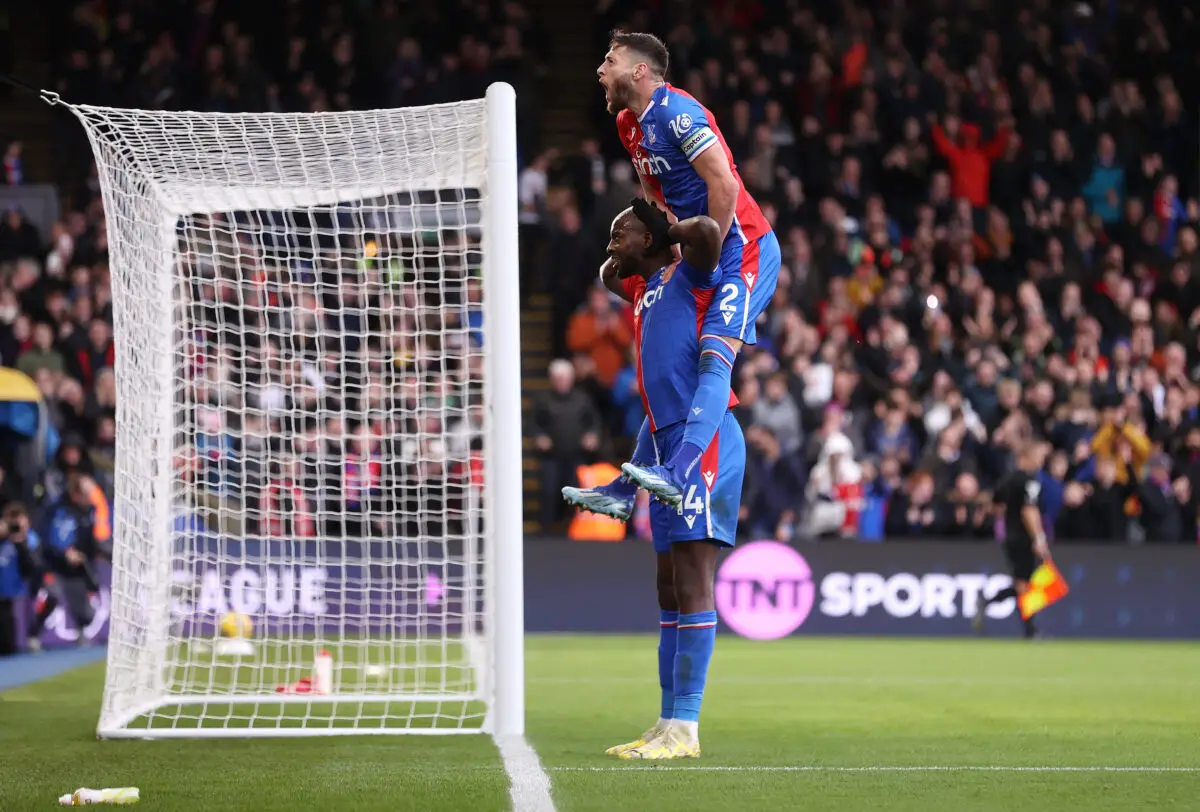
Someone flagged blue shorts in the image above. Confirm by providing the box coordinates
[649,411,746,552]
[702,230,781,346]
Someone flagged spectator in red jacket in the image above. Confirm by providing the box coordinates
[930,115,1010,208]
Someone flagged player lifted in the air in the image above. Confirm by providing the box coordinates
[582,30,780,514]
[566,200,746,759]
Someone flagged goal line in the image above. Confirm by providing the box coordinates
[549,765,1200,773]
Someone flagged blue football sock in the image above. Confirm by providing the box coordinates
[672,610,717,722]
[599,418,654,500]
[668,441,706,479]
[658,610,679,719]
[631,416,654,467]
[672,337,736,478]
[606,474,637,499]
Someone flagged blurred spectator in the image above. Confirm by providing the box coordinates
[28,473,106,648]
[752,372,803,455]
[567,286,632,389]
[3,142,22,186]
[1138,453,1193,542]
[0,503,39,656]
[803,431,862,539]
[532,360,601,531]
[0,208,41,262]
[610,347,644,440]
[930,115,1010,210]
[742,424,806,541]
[1089,395,1152,486]
[1082,135,1125,225]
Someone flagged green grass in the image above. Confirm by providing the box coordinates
[3,636,1199,811]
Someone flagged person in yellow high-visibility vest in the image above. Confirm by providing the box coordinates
[568,462,627,541]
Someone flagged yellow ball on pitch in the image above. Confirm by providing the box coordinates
[219,612,253,639]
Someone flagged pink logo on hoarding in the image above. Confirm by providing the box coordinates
[425,572,445,606]
[715,542,814,640]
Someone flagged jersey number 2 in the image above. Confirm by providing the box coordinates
[719,284,739,312]
[718,283,739,325]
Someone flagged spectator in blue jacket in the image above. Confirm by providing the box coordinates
[1081,134,1126,224]
[610,349,644,440]
[0,502,41,656]
[28,473,105,647]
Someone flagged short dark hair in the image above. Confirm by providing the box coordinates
[609,30,669,77]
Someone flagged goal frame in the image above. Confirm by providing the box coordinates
[49,83,525,739]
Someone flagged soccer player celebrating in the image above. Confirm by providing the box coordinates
[581,31,779,510]
[973,442,1052,639]
[567,200,745,759]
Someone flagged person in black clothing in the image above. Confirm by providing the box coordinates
[973,443,1053,639]
[1138,454,1192,542]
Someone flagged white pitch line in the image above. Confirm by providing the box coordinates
[550,766,1200,774]
[528,675,1200,687]
[495,735,557,812]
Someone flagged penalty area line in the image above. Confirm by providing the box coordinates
[549,765,1200,774]
[495,735,557,812]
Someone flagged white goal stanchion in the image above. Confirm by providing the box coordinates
[49,84,524,738]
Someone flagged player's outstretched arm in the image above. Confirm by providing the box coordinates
[668,216,722,275]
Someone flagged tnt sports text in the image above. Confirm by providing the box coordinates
[714,541,1018,641]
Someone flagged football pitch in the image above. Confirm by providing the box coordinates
[2,636,1198,811]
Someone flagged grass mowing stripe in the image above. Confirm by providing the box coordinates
[496,735,556,812]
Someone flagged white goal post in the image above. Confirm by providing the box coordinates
[48,84,525,738]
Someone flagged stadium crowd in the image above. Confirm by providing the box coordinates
[532,0,1200,545]
[0,0,1198,655]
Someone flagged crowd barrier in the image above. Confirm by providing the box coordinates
[13,536,1198,651]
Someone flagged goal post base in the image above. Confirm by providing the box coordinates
[97,693,490,740]
[98,724,488,740]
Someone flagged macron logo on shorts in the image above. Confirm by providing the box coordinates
[743,271,756,290]
[702,470,716,488]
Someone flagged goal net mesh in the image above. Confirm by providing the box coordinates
[66,98,499,736]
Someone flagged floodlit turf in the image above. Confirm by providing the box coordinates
[2,636,1199,811]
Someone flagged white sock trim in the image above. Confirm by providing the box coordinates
[674,719,699,737]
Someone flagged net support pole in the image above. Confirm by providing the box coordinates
[482,82,525,737]
[483,82,524,737]
[147,212,179,700]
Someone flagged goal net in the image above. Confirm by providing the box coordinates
[52,84,525,738]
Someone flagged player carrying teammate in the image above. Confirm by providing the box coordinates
[577,31,779,512]
[566,200,745,759]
